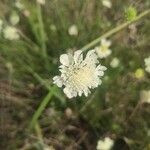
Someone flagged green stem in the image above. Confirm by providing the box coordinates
[29,87,56,130]
[25,66,65,102]
[81,9,150,51]
[37,3,49,69]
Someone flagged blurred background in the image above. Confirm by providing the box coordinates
[0,0,150,150]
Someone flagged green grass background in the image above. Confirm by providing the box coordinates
[0,0,150,149]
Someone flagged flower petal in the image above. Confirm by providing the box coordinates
[60,54,70,66]
[74,50,83,64]
[53,76,63,87]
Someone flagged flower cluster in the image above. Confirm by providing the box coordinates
[68,24,78,36]
[140,90,150,104]
[97,137,114,150]
[95,38,112,59]
[53,50,107,98]
[3,26,19,40]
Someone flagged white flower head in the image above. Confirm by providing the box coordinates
[3,26,20,40]
[36,0,45,5]
[95,38,112,59]
[15,0,25,10]
[110,57,119,68]
[68,24,78,36]
[144,56,150,73]
[53,50,107,98]
[97,137,114,150]
[102,0,112,8]
[9,12,20,25]
[50,24,57,32]
[140,90,150,104]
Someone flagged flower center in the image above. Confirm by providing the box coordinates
[70,66,94,88]
[101,45,108,52]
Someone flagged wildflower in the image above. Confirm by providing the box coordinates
[6,62,13,73]
[3,26,19,40]
[23,10,30,17]
[144,56,150,73]
[15,0,25,10]
[97,137,114,150]
[95,38,112,58]
[36,0,45,5]
[50,24,57,32]
[134,68,144,79]
[102,0,112,8]
[110,57,120,68]
[9,12,20,25]
[140,90,150,104]
[53,50,107,98]
[0,19,3,33]
[68,25,78,36]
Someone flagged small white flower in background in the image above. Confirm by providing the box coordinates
[102,0,112,8]
[110,57,120,68]
[50,24,57,32]
[140,90,150,104]
[3,26,20,40]
[68,24,78,36]
[37,0,45,5]
[95,38,112,59]
[15,0,25,10]
[0,19,3,33]
[9,12,20,25]
[23,10,30,17]
[53,50,107,98]
[144,56,150,73]
[97,137,114,150]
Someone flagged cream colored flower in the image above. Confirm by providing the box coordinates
[110,57,120,68]
[97,137,114,150]
[37,0,45,5]
[15,0,25,10]
[9,12,20,25]
[95,38,112,58]
[68,25,78,36]
[53,50,107,98]
[140,90,150,104]
[144,56,150,73]
[50,24,57,32]
[102,0,112,8]
[3,26,19,40]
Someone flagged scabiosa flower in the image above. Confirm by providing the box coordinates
[15,0,25,10]
[53,50,107,98]
[144,56,150,73]
[102,0,112,8]
[140,90,150,104]
[3,26,19,40]
[68,24,78,36]
[36,0,45,5]
[110,57,120,68]
[95,38,112,59]
[97,137,114,150]
[9,11,20,25]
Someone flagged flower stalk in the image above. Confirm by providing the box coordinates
[81,9,150,51]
